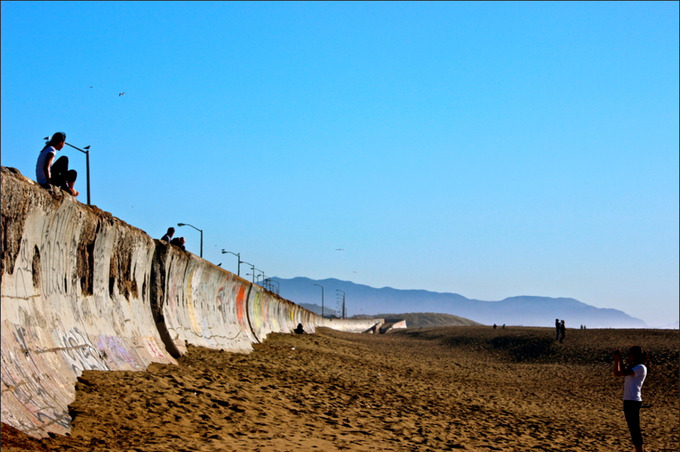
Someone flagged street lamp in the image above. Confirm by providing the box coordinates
[44,136,91,205]
[241,261,255,283]
[221,250,242,276]
[337,289,346,319]
[177,223,203,258]
[265,278,279,295]
[250,268,266,286]
[314,283,325,318]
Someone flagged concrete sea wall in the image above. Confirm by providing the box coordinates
[1,166,382,438]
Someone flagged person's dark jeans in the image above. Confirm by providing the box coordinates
[624,400,643,446]
[50,156,77,189]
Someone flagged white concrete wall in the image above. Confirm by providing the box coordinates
[1,169,175,437]
[0,167,383,438]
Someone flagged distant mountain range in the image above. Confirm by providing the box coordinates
[272,277,648,328]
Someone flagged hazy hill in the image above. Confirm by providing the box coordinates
[272,277,647,328]
[299,303,340,317]
[375,312,482,328]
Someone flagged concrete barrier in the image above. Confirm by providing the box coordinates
[324,318,386,333]
[1,168,176,438]
[380,319,407,333]
[153,245,258,355]
[1,166,383,438]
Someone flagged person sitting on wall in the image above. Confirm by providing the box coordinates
[170,236,186,251]
[161,227,175,242]
[36,132,79,196]
[294,323,305,334]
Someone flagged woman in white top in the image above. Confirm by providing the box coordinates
[613,345,650,452]
[35,132,79,196]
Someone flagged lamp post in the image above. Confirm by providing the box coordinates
[253,269,266,286]
[44,136,91,205]
[314,283,325,318]
[337,289,346,319]
[221,250,241,276]
[251,268,263,285]
[242,261,255,283]
[177,223,203,258]
[265,279,280,295]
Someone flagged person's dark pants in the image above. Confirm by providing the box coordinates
[624,400,643,446]
[50,156,77,189]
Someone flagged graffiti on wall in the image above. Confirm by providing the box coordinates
[1,322,72,433]
[213,281,247,341]
[54,328,109,375]
[94,335,140,370]
[141,337,167,359]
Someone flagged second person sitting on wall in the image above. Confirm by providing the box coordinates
[35,132,79,197]
[170,236,186,251]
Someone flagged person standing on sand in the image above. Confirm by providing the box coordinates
[555,318,561,340]
[613,346,650,452]
[559,320,566,343]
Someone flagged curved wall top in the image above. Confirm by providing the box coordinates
[1,167,383,438]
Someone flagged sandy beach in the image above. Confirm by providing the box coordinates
[2,326,678,451]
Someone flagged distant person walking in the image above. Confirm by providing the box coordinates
[161,227,175,242]
[555,318,561,341]
[613,346,650,452]
[36,132,79,196]
[559,320,566,343]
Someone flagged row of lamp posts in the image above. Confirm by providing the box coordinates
[313,284,347,319]
[43,135,278,295]
[160,229,272,291]
[221,249,276,294]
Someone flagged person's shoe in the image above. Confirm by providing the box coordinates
[64,181,79,197]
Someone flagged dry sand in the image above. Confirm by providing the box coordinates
[2,326,678,451]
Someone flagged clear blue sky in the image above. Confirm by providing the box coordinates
[2,2,678,326]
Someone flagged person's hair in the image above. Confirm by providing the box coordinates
[627,346,651,371]
[46,132,66,147]
[167,227,175,235]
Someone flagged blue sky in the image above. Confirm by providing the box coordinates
[2,2,678,326]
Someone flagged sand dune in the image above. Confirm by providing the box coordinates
[2,326,678,451]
